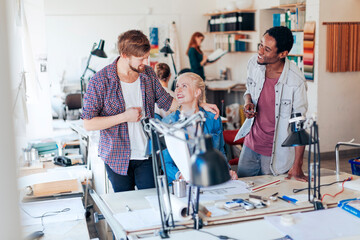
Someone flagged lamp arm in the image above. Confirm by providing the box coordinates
[81,42,97,80]
[170,53,178,77]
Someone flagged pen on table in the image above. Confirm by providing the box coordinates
[125,205,132,212]
[278,196,297,205]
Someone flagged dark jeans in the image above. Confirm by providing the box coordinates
[105,158,155,192]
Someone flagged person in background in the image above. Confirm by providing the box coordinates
[236,26,308,182]
[162,72,238,183]
[154,63,175,119]
[186,32,208,80]
[82,30,220,193]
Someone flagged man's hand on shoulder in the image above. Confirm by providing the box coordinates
[200,102,220,119]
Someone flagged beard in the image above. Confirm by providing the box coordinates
[257,60,268,65]
[129,63,145,73]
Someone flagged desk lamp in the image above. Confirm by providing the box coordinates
[80,39,107,106]
[160,38,178,78]
[282,113,324,210]
[144,112,230,237]
[189,134,230,229]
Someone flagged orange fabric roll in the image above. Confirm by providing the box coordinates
[304,40,314,49]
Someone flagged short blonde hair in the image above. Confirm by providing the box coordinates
[177,72,206,104]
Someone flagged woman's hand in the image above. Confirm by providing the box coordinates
[201,54,208,66]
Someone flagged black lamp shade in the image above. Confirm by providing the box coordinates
[91,39,107,58]
[282,130,311,147]
[160,45,174,54]
[191,135,230,187]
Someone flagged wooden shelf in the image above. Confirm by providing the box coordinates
[291,29,304,32]
[288,54,303,57]
[204,30,256,35]
[204,9,256,16]
[203,49,257,54]
[270,3,306,10]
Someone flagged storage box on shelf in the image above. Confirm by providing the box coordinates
[204,9,256,53]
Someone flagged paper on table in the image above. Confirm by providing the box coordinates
[20,197,85,226]
[177,180,248,204]
[18,171,77,189]
[145,195,192,221]
[114,208,161,231]
[164,130,191,181]
[265,207,360,240]
[201,180,250,195]
[344,178,360,191]
[206,206,229,217]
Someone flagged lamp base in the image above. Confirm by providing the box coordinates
[193,213,203,230]
[158,230,170,239]
[313,200,324,210]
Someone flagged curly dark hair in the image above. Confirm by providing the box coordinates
[264,26,294,54]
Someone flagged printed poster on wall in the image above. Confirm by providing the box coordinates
[149,27,159,69]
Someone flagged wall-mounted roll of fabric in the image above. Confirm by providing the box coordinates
[303,22,316,80]
[324,22,360,72]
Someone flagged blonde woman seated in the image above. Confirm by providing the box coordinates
[162,72,238,183]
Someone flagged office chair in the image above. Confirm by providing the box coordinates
[63,93,82,120]
[223,103,246,166]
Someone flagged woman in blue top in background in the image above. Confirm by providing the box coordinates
[186,32,208,80]
[162,72,238,183]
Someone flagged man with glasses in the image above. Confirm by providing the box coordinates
[236,26,308,182]
[82,30,219,192]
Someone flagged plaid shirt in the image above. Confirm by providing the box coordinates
[81,57,173,175]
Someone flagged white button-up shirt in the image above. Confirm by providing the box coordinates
[235,55,308,175]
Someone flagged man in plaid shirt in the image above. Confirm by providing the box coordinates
[82,30,219,192]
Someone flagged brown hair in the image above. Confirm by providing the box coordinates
[155,63,171,82]
[186,32,204,55]
[117,30,150,57]
[177,72,206,104]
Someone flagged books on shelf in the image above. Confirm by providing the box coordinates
[207,48,228,63]
[289,31,304,55]
[272,8,305,31]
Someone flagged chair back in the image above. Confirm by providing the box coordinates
[65,93,82,110]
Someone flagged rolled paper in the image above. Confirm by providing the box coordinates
[304,65,314,72]
[304,40,314,49]
[303,59,314,65]
[304,33,314,41]
[304,72,314,80]
[170,194,192,221]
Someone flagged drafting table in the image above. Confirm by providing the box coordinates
[91,170,360,240]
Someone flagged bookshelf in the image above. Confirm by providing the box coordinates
[204,9,256,16]
[203,9,257,53]
[261,3,307,72]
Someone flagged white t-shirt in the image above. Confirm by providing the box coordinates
[120,78,147,160]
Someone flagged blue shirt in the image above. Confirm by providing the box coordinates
[162,107,225,183]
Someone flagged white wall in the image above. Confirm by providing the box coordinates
[0,0,22,238]
[317,0,360,152]
[305,0,319,119]
[45,0,216,94]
